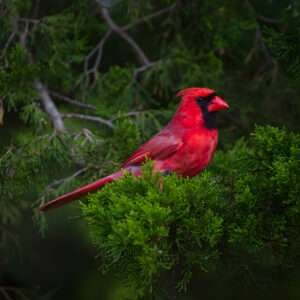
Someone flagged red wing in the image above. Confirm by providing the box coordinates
[122,129,182,168]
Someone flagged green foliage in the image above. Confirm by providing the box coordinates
[35,7,89,89]
[3,0,32,15]
[213,126,300,262]
[0,45,38,109]
[0,133,73,251]
[265,25,300,80]
[19,102,48,129]
[91,66,135,116]
[82,126,300,298]
[262,2,300,81]
[82,165,222,295]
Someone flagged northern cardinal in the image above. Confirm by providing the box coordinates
[40,87,229,212]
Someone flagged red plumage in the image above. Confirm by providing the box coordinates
[39,87,229,212]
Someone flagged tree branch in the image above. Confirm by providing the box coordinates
[0,18,18,63]
[34,81,66,132]
[244,0,281,25]
[46,167,90,191]
[62,113,115,129]
[133,60,161,80]
[244,0,274,72]
[80,3,175,85]
[98,4,151,65]
[80,29,112,86]
[0,286,30,300]
[123,3,176,31]
[74,128,97,143]
[111,111,144,121]
[0,99,4,126]
[18,17,41,25]
[50,90,96,110]
[0,287,11,300]
[255,14,281,25]
[1,32,17,61]
[14,16,66,133]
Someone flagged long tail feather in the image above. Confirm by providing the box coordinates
[39,170,124,212]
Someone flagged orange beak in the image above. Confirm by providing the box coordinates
[208,96,229,112]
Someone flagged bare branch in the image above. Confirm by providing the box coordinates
[46,167,90,190]
[50,90,96,110]
[133,60,161,80]
[80,3,175,85]
[18,17,41,25]
[0,287,12,300]
[1,16,41,64]
[34,81,66,132]
[244,0,274,71]
[0,99,4,125]
[244,0,281,25]
[62,113,115,129]
[98,4,151,65]
[123,3,176,31]
[0,18,18,63]
[14,16,66,132]
[75,128,97,143]
[111,111,144,121]
[0,286,30,300]
[256,15,281,25]
[19,19,30,48]
[79,3,175,86]
[255,27,273,67]
[84,30,111,72]
[0,32,17,61]
[81,29,112,86]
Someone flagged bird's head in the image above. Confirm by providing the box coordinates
[177,87,229,112]
[176,87,229,129]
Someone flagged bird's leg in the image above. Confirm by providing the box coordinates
[159,170,172,191]
[162,170,172,176]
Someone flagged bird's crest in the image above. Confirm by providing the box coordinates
[176,87,215,98]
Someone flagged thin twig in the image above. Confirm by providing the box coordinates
[244,0,274,72]
[0,32,16,60]
[123,3,176,31]
[255,15,281,25]
[253,25,271,62]
[0,286,30,300]
[1,16,41,61]
[74,128,97,143]
[81,29,112,86]
[80,3,175,85]
[62,113,115,129]
[111,111,144,121]
[14,16,66,132]
[18,17,41,24]
[243,0,281,25]
[0,287,12,300]
[0,99,4,125]
[1,17,19,64]
[50,90,96,110]
[133,60,161,80]
[98,4,150,65]
[19,19,30,48]
[46,167,90,190]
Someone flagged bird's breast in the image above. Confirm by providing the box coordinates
[163,129,218,177]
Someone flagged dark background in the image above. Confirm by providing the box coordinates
[1,0,300,299]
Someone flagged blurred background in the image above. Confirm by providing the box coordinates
[0,0,300,299]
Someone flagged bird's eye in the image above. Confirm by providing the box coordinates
[204,93,216,101]
[196,93,216,103]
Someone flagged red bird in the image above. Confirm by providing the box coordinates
[39,87,229,212]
